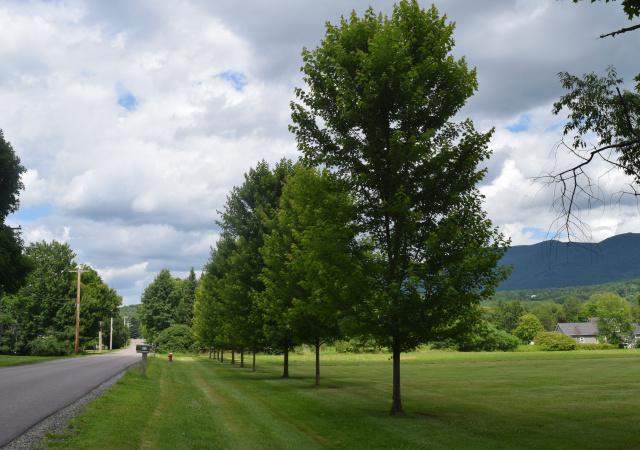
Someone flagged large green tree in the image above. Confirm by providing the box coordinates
[260,165,363,384]
[513,313,544,343]
[77,268,125,348]
[290,1,508,414]
[140,269,182,342]
[13,241,76,351]
[0,130,30,294]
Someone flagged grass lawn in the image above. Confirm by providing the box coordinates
[47,349,640,449]
[0,355,62,367]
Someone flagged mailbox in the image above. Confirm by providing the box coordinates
[136,344,151,353]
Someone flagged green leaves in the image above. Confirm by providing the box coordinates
[291,0,507,352]
[581,292,634,345]
[140,269,182,343]
[259,165,363,348]
[0,131,29,295]
[1,241,125,354]
[513,313,545,343]
[195,160,295,352]
[0,130,25,221]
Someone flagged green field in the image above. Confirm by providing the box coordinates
[48,350,640,449]
[0,355,61,367]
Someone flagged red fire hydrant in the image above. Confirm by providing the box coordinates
[168,352,173,362]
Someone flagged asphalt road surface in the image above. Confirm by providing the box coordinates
[0,343,140,446]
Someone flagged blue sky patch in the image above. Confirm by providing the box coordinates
[523,226,548,240]
[116,83,138,111]
[11,203,53,221]
[217,70,248,91]
[506,114,530,133]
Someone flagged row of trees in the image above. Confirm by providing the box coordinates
[190,1,509,415]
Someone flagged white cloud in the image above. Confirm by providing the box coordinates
[2,0,639,303]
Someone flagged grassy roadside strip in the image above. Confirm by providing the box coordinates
[46,350,640,449]
[0,355,64,367]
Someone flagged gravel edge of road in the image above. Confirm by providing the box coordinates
[2,361,140,450]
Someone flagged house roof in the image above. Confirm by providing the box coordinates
[556,322,598,336]
[556,322,640,336]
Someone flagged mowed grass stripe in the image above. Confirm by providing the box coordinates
[138,358,231,449]
[47,350,640,449]
[194,359,323,449]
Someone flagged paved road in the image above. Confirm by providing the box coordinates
[0,343,140,446]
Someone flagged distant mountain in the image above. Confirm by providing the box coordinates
[498,233,640,291]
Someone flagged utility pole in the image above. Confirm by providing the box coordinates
[109,317,113,350]
[69,267,86,354]
[98,321,103,352]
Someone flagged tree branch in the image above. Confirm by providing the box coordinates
[600,23,640,38]
[549,140,640,179]
[536,139,640,240]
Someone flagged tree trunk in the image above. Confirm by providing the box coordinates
[390,341,404,415]
[282,344,289,379]
[240,349,245,368]
[252,349,256,372]
[209,346,213,358]
[231,349,235,365]
[315,337,320,387]
[221,349,224,363]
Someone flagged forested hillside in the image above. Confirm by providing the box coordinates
[498,233,640,291]
[493,277,640,304]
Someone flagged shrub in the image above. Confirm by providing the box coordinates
[457,322,520,352]
[155,324,195,353]
[577,343,617,350]
[28,335,70,356]
[534,332,577,351]
[334,337,383,353]
[429,340,458,350]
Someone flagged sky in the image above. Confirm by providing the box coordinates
[2,0,640,304]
